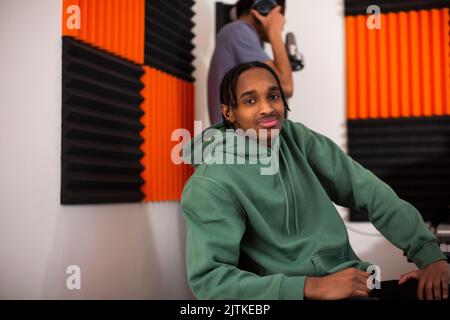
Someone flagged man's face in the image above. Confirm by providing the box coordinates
[222,67,285,145]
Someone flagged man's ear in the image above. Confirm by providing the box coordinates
[221,104,235,123]
[250,9,264,23]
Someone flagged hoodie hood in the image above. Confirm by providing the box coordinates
[182,121,299,235]
[182,122,277,169]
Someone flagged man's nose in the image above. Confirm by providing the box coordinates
[259,99,273,114]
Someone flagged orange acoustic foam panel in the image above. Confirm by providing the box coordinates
[346,8,450,119]
[140,66,195,202]
[62,0,145,64]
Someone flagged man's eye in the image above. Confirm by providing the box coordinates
[270,94,280,100]
[244,99,256,105]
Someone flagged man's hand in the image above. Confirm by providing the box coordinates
[252,5,293,97]
[399,260,449,300]
[304,268,372,300]
[251,5,285,41]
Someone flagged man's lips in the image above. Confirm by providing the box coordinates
[258,117,278,128]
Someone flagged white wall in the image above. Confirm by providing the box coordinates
[0,0,194,299]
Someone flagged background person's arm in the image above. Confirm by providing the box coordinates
[252,7,293,97]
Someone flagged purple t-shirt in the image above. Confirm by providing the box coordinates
[207,21,270,124]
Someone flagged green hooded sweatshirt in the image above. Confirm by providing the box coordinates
[180,119,445,300]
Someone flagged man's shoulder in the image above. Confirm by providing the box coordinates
[282,119,308,135]
[217,21,256,40]
[281,119,313,149]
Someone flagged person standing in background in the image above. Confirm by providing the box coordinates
[207,0,293,125]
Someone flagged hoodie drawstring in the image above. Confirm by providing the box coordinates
[278,146,299,236]
[277,162,291,236]
[280,148,299,234]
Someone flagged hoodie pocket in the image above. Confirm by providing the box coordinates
[311,246,348,277]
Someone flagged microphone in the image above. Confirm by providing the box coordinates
[285,32,304,72]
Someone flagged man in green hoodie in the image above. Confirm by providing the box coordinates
[180,61,448,300]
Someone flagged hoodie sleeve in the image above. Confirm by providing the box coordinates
[294,122,446,269]
[180,176,306,299]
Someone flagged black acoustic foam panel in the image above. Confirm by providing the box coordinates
[216,2,234,34]
[345,0,449,15]
[62,36,145,204]
[145,0,196,82]
[347,116,450,225]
